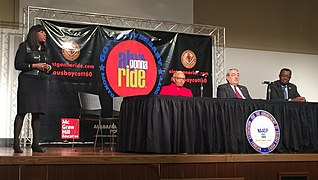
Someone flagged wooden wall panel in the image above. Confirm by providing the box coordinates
[160,162,318,179]
[0,0,19,27]
[20,165,48,180]
[47,164,160,180]
[0,165,19,180]
[0,161,317,180]
[194,0,318,55]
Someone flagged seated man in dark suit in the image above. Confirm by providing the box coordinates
[217,68,251,99]
[267,68,306,102]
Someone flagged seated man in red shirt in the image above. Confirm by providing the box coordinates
[160,70,193,97]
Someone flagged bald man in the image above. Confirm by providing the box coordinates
[160,70,193,97]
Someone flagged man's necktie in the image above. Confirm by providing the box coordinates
[283,85,288,99]
[234,86,243,99]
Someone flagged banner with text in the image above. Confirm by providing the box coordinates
[40,19,212,142]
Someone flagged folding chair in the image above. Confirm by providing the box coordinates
[77,92,104,152]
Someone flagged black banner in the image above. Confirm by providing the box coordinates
[40,19,212,142]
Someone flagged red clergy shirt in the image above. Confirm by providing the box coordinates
[159,83,193,97]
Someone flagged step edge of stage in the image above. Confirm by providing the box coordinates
[1,153,318,165]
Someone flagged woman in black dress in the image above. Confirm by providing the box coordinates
[13,24,52,153]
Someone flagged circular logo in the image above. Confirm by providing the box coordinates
[61,41,80,61]
[99,31,163,97]
[105,40,157,96]
[246,110,280,154]
[181,50,196,69]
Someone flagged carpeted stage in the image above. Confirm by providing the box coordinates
[0,145,317,180]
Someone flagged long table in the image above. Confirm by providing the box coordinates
[116,95,318,154]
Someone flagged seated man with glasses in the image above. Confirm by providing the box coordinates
[160,70,193,97]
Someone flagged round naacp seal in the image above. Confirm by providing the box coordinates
[61,41,81,61]
[245,110,280,154]
[181,50,196,69]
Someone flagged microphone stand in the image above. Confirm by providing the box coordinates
[267,83,271,100]
[196,71,205,97]
[200,75,204,97]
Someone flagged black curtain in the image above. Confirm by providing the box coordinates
[117,95,318,154]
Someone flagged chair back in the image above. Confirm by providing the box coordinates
[112,97,123,117]
[78,92,102,118]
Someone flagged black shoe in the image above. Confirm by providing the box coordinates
[31,145,45,153]
[13,147,23,153]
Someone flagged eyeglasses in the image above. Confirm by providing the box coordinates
[174,77,185,80]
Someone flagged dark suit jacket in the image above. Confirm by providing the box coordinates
[217,83,251,99]
[267,80,300,101]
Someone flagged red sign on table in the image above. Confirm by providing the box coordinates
[61,118,80,140]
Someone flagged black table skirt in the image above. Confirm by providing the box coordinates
[117,95,318,154]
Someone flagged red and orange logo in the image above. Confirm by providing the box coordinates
[181,50,196,69]
[61,41,80,61]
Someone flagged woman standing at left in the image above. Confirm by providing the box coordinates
[13,24,52,153]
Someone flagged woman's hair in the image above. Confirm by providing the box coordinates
[26,24,46,50]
